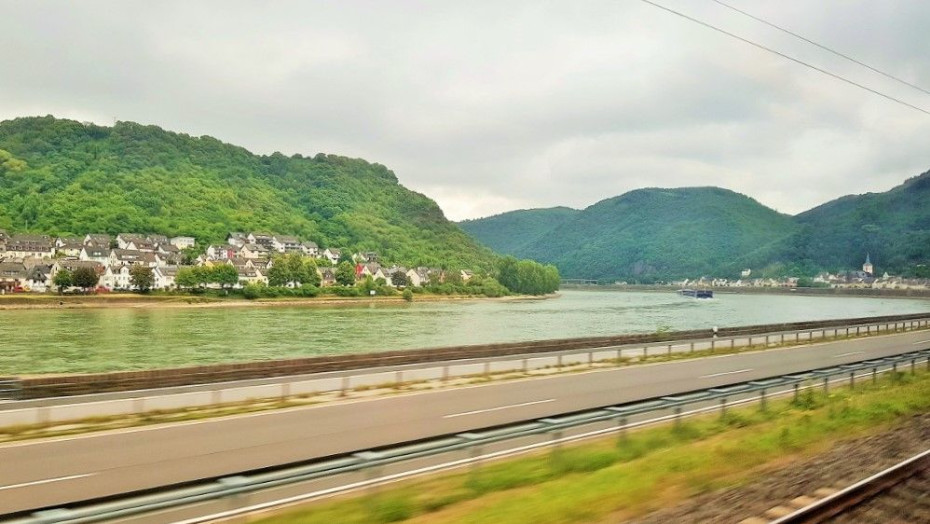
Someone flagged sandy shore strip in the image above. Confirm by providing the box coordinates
[0,293,554,310]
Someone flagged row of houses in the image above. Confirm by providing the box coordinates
[0,230,474,293]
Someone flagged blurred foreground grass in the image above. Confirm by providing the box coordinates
[258,368,930,524]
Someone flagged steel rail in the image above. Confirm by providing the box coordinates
[770,448,930,523]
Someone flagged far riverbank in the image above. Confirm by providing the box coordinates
[561,284,930,299]
[0,292,553,311]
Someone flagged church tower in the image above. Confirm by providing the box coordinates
[863,253,873,276]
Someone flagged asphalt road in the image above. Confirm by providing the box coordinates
[2,330,929,515]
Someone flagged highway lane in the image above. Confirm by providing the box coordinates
[2,330,929,514]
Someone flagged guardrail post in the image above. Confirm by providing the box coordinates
[856,326,860,336]
[442,365,449,383]
[873,367,878,384]
[760,389,767,412]
[667,344,672,358]
[748,336,752,348]
[793,382,799,402]
[893,362,898,375]
[849,372,855,389]
[557,354,563,368]
[781,333,785,344]
[643,346,648,359]
[796,332,800,342]
[911,359,916,375]
[674,406,682,427]
[730,338,735,350]
[587,351,593,368]
[711,339,715,353]
[522,358,528,373]
[341,375,350,396]
[689,341,694,353]
[823,375,829,394]
[617,416,628,442]
[765,335,770,346]
[719,397,727,418]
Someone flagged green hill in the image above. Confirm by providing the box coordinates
[458,207,579,256]
[463,187,796,282]
[461,169,930,281]
[789,169,930,274]
[0,116,494,269]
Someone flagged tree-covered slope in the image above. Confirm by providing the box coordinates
[0,116,494,269]
[463,187,797,281]
[457,207,579,256]
[788,169,930,274]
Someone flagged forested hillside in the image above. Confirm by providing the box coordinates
[790,169,930,273]
[0,116,495,269]
[462,170,930,281]
[458,207,579,256]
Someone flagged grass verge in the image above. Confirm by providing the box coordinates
[255,369,930,524]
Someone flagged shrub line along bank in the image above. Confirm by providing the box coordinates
[9,312,929,399]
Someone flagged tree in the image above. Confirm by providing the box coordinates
[71,266,99,292]
[210,264,240,289]
[175,267,198,289]
[335,261,356,286]
[52,269,72,294]
[391,270,407,287]
[129,265,154,292]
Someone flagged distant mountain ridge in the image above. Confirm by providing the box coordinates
[0,116,495,269]
[459,169,930,281]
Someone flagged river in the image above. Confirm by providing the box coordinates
[1,289,929,374]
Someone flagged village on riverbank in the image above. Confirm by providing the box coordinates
[0,230,478,295]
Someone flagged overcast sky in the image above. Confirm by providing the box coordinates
[2,1,929,220]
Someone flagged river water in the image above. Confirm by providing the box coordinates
[1,290,928,374]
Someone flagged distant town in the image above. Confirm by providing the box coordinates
[0,230,468,293]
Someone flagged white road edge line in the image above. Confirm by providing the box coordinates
[443,399,555,419]
[0,473,94,492]
[699,368,752,379]
[834,351,866,358]
[913,340,930,345]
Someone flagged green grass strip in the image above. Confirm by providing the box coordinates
[257,369,930,524]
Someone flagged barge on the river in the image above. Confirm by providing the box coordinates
[678,288,714,299]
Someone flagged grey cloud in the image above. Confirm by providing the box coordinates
[1,0,929,220]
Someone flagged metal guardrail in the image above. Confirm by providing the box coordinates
[0,378,21,401]
[14,313,930,399]
[10,348,930,524]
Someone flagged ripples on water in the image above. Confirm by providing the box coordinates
[1,290,928,374]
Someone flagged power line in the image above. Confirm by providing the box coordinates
[711,0,930,97]
[639,0,930,116]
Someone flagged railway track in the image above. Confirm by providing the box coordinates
[745,449,930,524]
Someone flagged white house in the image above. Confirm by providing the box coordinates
[271,235,301,253]
[206,244,237,261]
[239,243,270,260]
[301,241,320,257]
[237,267,268,286]
[226,232,247,247]
[323,248,342,265]
[80,245,111,265]
[153,265,181,290]
[83,234,111,247]
[169,236,195,249]
[102,265,132,290]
